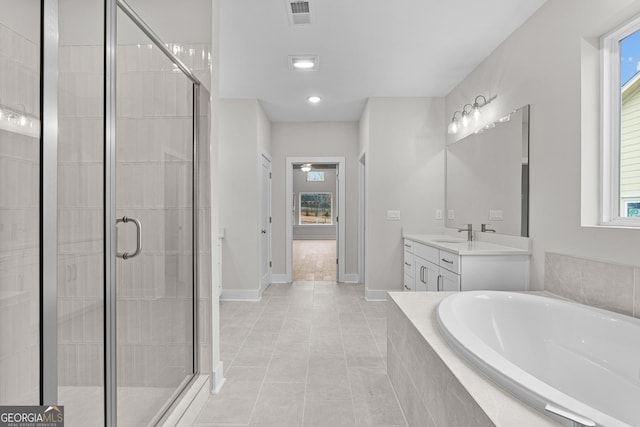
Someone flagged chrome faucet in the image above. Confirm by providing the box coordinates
[458,224,473,241]
[481,223,496,233]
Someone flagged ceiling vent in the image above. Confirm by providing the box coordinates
[286,0,311,25]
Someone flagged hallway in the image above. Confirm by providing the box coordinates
[194,282,406,426]
[293,240,337,282]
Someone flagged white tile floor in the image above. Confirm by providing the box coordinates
[193,282,407,427]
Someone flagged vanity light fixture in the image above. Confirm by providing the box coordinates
[461,104,473,127]
[471,95,487,120]
[0,101,40,137]
[447,94,496,135]
[447,111,462,134]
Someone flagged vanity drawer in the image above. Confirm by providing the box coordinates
[403,252,414,277]
[403,272,414,291]
[412,242,439,264]
[439,250,460,274]
[403,239,414,253]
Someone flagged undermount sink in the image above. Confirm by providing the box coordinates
[431,238,466,244]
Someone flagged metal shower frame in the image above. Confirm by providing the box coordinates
[40,0,203,424]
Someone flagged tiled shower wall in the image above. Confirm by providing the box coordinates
[545,252,640,317]
[57,43,105,387]
[57,41,212,388]
[0,22,40,404]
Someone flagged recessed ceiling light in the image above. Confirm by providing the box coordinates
[289,55,319,71]
[293,59,315,69]
[308,96,321,104]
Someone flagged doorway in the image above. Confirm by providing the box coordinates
[285,157,345,282]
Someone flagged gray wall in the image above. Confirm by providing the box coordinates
[446,0,640,290]
[219,99,271,295]
[359,98,446,297]
[293,168,337,240]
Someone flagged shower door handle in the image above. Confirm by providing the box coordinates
[116,216,142,260]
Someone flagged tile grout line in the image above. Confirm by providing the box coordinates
[338,294,360,427]
[246,291,285,426]
[360,297,409,427]
[300,282,316,427]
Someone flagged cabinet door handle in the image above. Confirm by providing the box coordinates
[404,262,411,267]
[437,275,441,292]
[404,244,411,248]
[404,284,410,290]
[441,258,454,264]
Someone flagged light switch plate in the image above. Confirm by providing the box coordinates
[387,210,401,220]
[435,209,443,220]
[447,209,455,220]
[489,210,504,221]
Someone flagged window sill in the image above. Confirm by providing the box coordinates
[583,222,640,230]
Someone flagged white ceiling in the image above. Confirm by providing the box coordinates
[220,0,547,123]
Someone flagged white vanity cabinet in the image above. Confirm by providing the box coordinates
[403,237,529,292]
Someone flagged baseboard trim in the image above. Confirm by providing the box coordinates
[343,273,360,283]
[259,281,270,296]
[220,289,262,301]
[293,235,336,240]
[271,274,290,283]
[365,289,388,301]
[211,361,225,394]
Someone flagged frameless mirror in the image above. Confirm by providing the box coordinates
[445,105,530,237]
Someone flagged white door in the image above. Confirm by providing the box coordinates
[260,155,272,288]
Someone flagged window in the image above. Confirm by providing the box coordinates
[306,171,324,181]
[299,192,333,225]
[602,17,640,226]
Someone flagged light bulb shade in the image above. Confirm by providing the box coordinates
[472,104,481,120]
[448,120,459,134]
[461,112,470,127]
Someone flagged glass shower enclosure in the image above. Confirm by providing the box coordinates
[1,1,211,426]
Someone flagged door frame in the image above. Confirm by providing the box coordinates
[259,152,272,291]
[358,152,366,284]
[105,1,202,424]
[285,156,346,282]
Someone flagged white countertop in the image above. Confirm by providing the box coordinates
[388,291,560,427]
[403,233,530,256]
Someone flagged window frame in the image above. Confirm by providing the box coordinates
[306,171,325,182]
[298,191,333,225]
[601,16,640,227]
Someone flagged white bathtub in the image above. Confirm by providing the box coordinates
[436,291,640,427]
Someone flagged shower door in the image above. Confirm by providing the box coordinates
[108,3,198,426]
